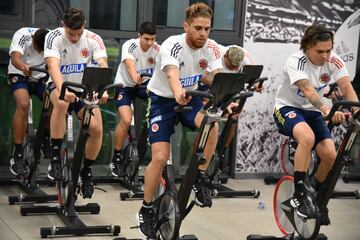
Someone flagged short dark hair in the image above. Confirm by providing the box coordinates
[32,28,49,51]
[63,8,85,29]
[300,25,334,52]
[139,21,156,35]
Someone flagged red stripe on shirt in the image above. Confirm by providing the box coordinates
[207,42,221,59]
[328,56,343,69]
[86,32,105,50]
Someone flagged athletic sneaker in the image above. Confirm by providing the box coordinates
[9,153,26,176]
[290,192,316,219]
[137,205,157,239]
[47,156,62,181]
[110,153,125,177]
[193,171,212,207]
[80,168,94,199]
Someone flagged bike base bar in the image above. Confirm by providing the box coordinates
[40,224,120,238]
[20,203,100,216]
[9,194,57,205]
[247,233,328,240]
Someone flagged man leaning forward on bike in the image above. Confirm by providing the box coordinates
[44,8,108,199]
[273,24,359,224]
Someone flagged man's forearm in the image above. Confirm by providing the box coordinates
[306,90,327,111]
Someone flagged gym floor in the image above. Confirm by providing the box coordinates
[0,171,359,240]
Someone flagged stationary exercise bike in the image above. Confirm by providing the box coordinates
[114,73,153,200]
[207,65,266,199]
[20,67,121,238]
[8,66,57,205]
[121,73,151,182]
[278,83,359,199]
[151,72,253,240]
[248,100,360,240]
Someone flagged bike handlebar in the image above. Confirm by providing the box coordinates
[323,82,338,98]
[248,77,268,90]
[27,66,49,83]
[59,81,123,103]
[323,100,360,121]
[140,73,152,79]
[185,90,213,99]
[59,82,88,101]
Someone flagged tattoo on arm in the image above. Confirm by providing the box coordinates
[201,68,221,86]
[296,79,325,110]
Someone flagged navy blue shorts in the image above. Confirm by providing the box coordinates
[147,92,203,144]
[46,81,84,114]
[8,74,45,100]
[273,106,332,146]
[115,82,148,109]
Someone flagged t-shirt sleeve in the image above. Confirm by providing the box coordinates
[44,30,61,59]
[160,38,180,70]
[330,54,349,81]
[285,55,309,85]
[206,40,223,71]
[9,29,27,55]
[89,33,107,60]
[121,39,136,62]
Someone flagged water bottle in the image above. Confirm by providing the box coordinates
[258,201,265,210]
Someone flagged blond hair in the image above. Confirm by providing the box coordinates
[185,2,213,23]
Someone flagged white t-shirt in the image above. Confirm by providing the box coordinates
[44,27,107,84]
[219,44,254,72]
[8,27,46,78]
[147,34,222,98]
[114,38,160,87]
[274,50,349,111]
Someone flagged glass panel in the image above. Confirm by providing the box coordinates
[166,0,188,27]
[75,0,137,31]
[152,0,235,30]
[213,0,235,30]
[120,0,137,31]
[152,0,168,26]
[71,0,90,28]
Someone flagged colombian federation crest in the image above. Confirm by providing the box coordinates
[319,73,330,84]
[151,123,159,132]
[148,57,155,65]
[80,48,89,58]
[199,59,208,70]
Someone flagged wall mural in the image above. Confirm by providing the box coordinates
[235,0,359,174]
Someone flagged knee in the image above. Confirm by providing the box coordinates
[151,150,169,169]
[297,133,315,149]
[90,120,102,137]
[119,116,132,129]
[16,100,30,115]
[53,100,69,115]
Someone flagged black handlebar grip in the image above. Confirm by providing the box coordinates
[59,82,88,101]
[257,77,268,88]
[323,82,338,98]
[28,66,50,83]
[140,73,153,79]
[323,100,360,121]
[98,83,123,99]
[185,90,212,99]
